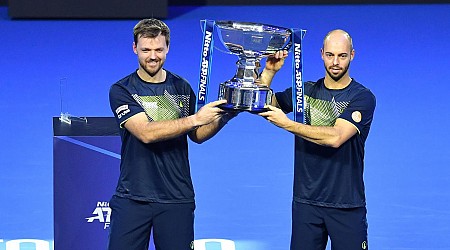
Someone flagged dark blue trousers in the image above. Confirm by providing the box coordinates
[291,201,368,250]
[107,195,195,250]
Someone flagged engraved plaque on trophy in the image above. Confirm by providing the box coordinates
[214,21,292,112]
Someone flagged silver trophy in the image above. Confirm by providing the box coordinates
[215,20,292,112]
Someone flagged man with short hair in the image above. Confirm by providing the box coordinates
[108,18,234,250]
[259,29,376,250]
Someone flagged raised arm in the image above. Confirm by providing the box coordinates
[124,100,227,144]
[259,50,289,88]
[259,50,288,107]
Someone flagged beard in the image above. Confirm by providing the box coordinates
[140,59,164,77]
[325,62,350,82]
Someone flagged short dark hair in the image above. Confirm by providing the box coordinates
[133,18,170,46]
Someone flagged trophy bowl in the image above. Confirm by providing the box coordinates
[214,20,292,112]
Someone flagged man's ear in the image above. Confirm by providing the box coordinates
[133,42,138,54]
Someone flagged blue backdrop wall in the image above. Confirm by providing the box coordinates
[0,3,449,250]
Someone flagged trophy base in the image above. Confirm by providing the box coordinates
[218,83,272,112]
[219,105,269,113]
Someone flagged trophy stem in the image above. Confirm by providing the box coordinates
[219,56,271,112]
[234,57,261,87]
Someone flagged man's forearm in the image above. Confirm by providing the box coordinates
[190,114,232,143]
[128,115,198,144]
[259,69,277,87]
[283,119,356,148]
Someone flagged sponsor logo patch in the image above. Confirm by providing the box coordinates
[352,111,362,123]
[115,105,130,119]
[361,240,367,249]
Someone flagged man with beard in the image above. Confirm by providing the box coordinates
[258,29,376,250]
[108,19,234,250]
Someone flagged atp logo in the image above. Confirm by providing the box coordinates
[85,201,111,229]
